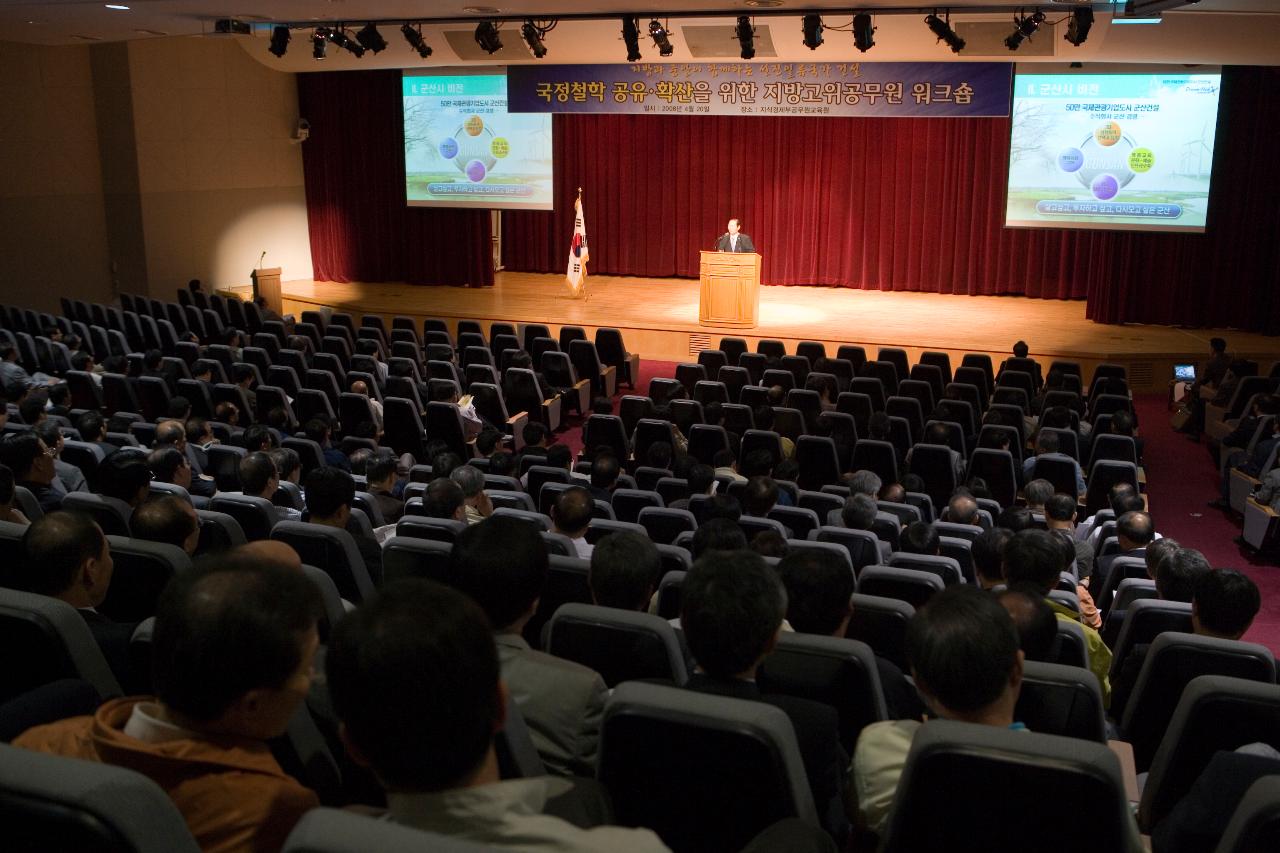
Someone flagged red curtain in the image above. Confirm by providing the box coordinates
[296,68,1280,331]
[298,70,493,287]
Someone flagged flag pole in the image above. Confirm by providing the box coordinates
[579,187,589,302]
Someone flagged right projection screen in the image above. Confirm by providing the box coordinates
[1004,68,1222,233]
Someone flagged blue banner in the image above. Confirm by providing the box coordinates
[508,62,1011,118]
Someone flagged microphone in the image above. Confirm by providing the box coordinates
[716,232,729,251]
[258,250,267,269]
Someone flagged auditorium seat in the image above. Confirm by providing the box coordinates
[0,588,122,703]
[856,565,944,609]
[395,516,468,544]
[382,536,452,586]
[0,743,201,853]
[271,521,375,603]
[638,507,697,545]
[886,553,963,587]
[757,633,888,754]
[1109,598,1194,680]
[61,492,132,537]
[1139,675,1280,834]
[100,537,191,623]
[599,681,819,853]
[1121,633,1275,772]
[1014,660,1106,743]
[546,602,688,688]
[880,720,1140,853]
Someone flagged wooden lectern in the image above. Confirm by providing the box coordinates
[251,267,282,315]
[699,251,760,329]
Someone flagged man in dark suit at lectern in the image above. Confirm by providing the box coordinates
[715,218,756,253]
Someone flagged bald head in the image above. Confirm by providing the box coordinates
[351,380,369,396]
[948,494,979,526]
[219,540,304,574]
[552,486,593,537]
[1117,511,1155,550]
[155,419,186,447]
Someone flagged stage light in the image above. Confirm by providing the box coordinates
[521,20,547,58]
[311,29,327,60]
[853,13,875,52]
[1064,8,1093,46]
[401,23,433,59]
[622,16,642,62]
[1004,9,1046,51]
[326,27,365,57]
[268,25,290,58]
[648,19,674,56]
[924,12,966,53]
[735,16,755,60]
[801,14,823,50]
[474,20,502,54]
[355,22,387,54]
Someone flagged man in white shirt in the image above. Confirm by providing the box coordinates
[551,486,594,560]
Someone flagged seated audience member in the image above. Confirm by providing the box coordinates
[743,475,780,518]
[972,527,1013,590]
[350,379,383,431]
[996,587,1059,662]
[589,530,662,611]
[1004,529,1113,706]
[1044,493,1093,581]
[474,428,507,459]
[240,452,299,522]
[15,551,322,851]
[431,450,465,483]
[47,383,72,418]
[837,494,891,561]
[1143,536,1181,581]
[778,549,925,721]
[77,411,117,461]
[587,452,622,503]
[270,447,302,488]
[1022,430,1086,496]
[96,452,154,515]
[0,463,31,525]
[880,482,907,505]
[131,495,200,556]
[450,517,608,778]
[690,517,748,561]
[1154,546,1212,603]
[365,455,405,524]
[850,585,1026,838]
[946,492,981,527]
[1023,479,1054,514]
[714,449,747,485]
[325,580,670,851]
[847,469,882,499]
[241,424,275,454]
[1107,408,1144,463]
[551,486,594,559]
[16,511,136,686]
[35,421,86,496]
[422,478,467,523]
[304,418,349,471]
[346,447,374,478]
[1,432,62,513]
[682,550,848,839]
[750,529,789,558]
[898,521,940,556]
[996,505,1035,533]
[450,464,492,525]
[147,446,193,494]
[1094,510,1156,605]
[1110,568,1261,720]
[213,401,240,427]
[305,466,382,585]
[1078,482,1140,543]
[906,422,965,482]
[166,396,192,422]
[19,392,47,428]
[489,449,516,478]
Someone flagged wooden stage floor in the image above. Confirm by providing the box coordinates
[278,273,1280,392]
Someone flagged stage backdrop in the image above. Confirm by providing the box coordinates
[299,67,1280,332]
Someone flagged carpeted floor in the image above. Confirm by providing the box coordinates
[560,362,1280,653]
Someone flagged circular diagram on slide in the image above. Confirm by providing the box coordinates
[437,115,510,183]
[1056,122,1156,201]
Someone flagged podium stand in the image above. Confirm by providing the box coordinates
[699,251,760,329]
[251,267,282,315]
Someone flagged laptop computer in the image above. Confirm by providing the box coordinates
[1174,363,1197,382]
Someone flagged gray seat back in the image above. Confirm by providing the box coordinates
[0,588,122,703]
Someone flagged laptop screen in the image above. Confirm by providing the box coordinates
[1174,364,1197,382]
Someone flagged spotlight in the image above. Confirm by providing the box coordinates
[355,22,386,54]
[853,13,875,53]
[401,23,432,59]
[924,12,965,53]
[1004,9,1046,51]
[735,16,755,60]
[474,20,502,54]
[622,16,642,62]
[268,25,290,58]
[648,19,674,57]
[521,20,547,58]
[801,14,823,50]
[311,29,327,60]
[1064,8,1093,46]
[326,27,365,57]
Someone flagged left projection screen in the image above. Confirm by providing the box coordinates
[403,69,553,210]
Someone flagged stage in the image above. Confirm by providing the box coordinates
[269,273,1280,393]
